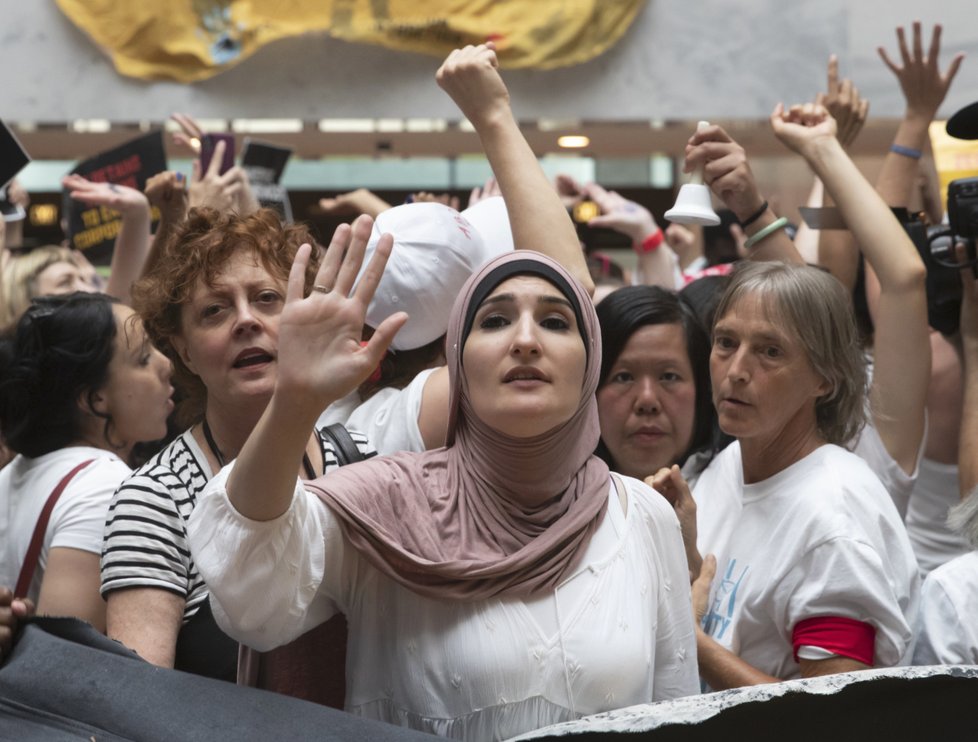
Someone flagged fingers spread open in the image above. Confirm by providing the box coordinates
[287,243,313,304]
[352,231,392,307]
[333,214,374,297]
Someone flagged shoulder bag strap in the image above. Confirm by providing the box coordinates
[15,458,95,598]
[319,423,365,468]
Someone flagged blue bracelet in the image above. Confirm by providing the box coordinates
[890,144,922,159]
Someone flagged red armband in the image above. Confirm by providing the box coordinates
[635,228,664,254]
[792,616,876,665]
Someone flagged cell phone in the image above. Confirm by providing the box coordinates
[200,133,236,175]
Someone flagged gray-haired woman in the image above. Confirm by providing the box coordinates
[689,259,919,689]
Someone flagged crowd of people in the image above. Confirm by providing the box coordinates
[1,22,977,741]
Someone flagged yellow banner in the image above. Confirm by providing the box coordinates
[56,0,646,82]
[930,120,978,214]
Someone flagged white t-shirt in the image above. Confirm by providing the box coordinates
[187,469,699,739]
[317,367,436,455]
[1,447,130,603]
[850,419,919,520]
[905,458,970,577]
[692,442,919,680]
[912,550,978,666]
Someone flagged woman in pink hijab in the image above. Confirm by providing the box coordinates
[187,223,697,739]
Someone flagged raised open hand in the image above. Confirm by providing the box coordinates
[275,215,407,410]
[436,42,511,130]
[62,174,150,215]
[468,176,501,208]
[584,182,657,244]
[816,55,869,148]
[187,140,257,214]
[170,112,205,154]
[878,22,964,123]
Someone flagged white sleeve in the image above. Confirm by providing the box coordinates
[913,570,975,665]
[851,421,919,520]
[49,458,130,556]
[342,368,436,455]
[629,479,700,700]
[777,537,914,667]
[186,463,345,652]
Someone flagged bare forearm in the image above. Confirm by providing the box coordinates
[696,629,780,690]
[105,209,152,305]
[815,190,861,292]
[806,137,922,290]
[876,115,930,208]
[476,114,593,294]
[743,208,804,265]
[226,392,323,521]
[636,245,680,288]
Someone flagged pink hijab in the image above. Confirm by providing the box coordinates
[306,251,609,600]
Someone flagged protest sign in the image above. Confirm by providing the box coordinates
[241,138,293,221]
[65,131,166,265]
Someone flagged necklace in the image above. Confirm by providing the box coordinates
[202,418,316,479]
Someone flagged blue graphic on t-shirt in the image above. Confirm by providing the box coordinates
[702,558,749,641]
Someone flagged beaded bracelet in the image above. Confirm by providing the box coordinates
[636,228,664,253]
[739,200,769,229]
[890,144,922,160]
[743,216,789,250]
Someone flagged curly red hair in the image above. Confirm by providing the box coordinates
[132,207,320,425]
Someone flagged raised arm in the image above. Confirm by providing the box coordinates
[682,125,803,266]
[811,55,870,291]
[227,216,406,521]
[772,104,929,477]
[141,171,188,278]
[867,22,963,324]
[436,43,593,294]
[876,22,963,210]
[62,174,152,307]
[584,182,680,289]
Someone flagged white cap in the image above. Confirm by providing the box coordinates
[361,202,485,351]
[460,196,514,268]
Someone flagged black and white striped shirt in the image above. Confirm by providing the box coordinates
[100,426,374,622]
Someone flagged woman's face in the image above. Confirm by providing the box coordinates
[97,305,174,446]
[710,293,828,448]
[172,250,287,413]
[597,322,697,478]
[34,260,95,296]
[462,275,586,438]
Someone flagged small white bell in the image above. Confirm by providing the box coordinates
[664,121,721,226]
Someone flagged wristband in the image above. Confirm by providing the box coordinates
[739,200,768,229]
[889,144,922,160]
[743,216,789,250]
[636,228,664,253]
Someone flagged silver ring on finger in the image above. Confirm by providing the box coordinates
[312,284,332,295]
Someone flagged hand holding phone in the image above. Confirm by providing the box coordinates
[200,133,236,176]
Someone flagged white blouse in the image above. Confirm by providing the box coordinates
[187,467,698,740]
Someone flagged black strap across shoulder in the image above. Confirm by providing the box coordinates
[319,423,364,467]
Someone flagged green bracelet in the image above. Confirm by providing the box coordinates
[743,216,789,250]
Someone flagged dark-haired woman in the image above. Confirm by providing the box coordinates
[595,285,717,484]
[0,293,173,630]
